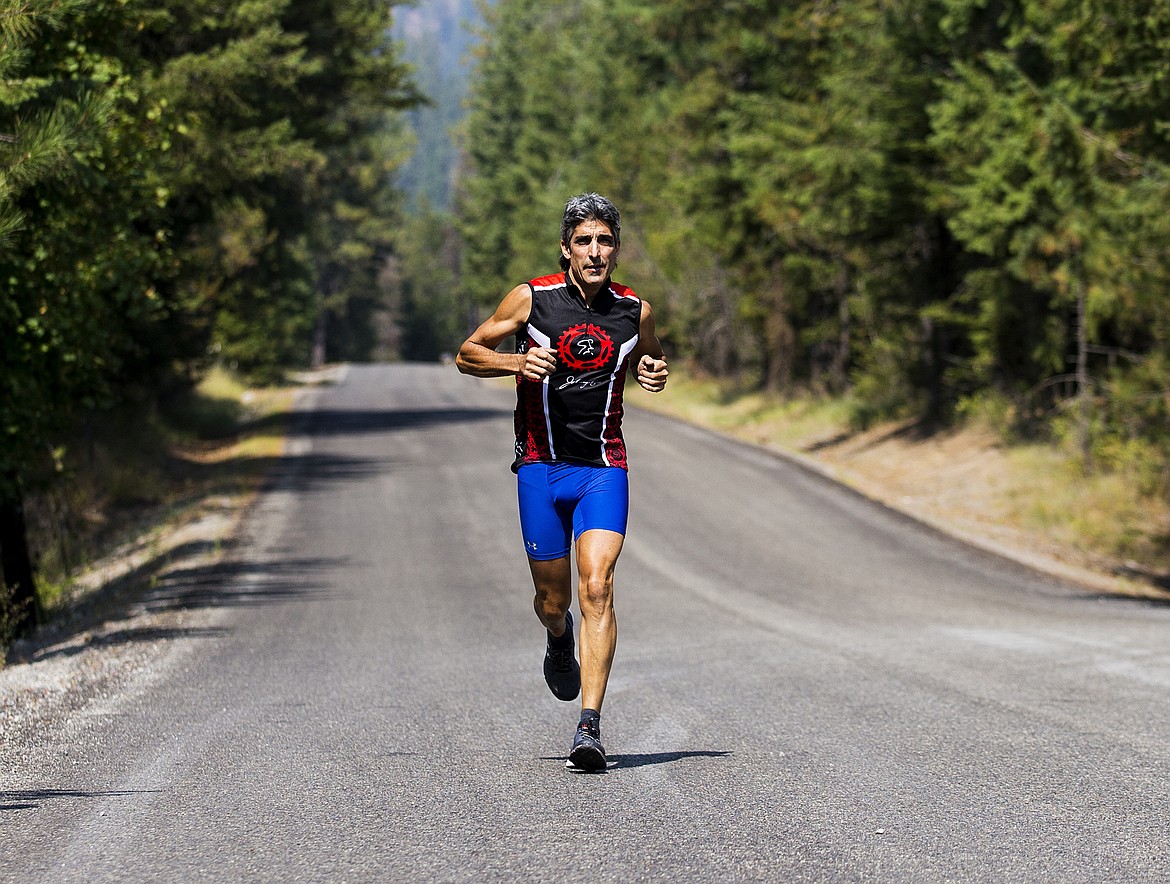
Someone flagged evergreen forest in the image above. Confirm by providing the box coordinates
[1,0,417,636]
[458,0,1170,482]
[4,0,1170,638]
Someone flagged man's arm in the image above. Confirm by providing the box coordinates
[455,284,558,381]
[631,300,669,393]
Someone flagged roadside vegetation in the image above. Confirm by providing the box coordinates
[1,0,418,644]
[630,373,1170,597]
[1,367,298,656]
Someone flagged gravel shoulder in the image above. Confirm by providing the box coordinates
[0,501,245,781]
[0,373,330,779]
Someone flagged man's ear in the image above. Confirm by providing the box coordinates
[560,240,571,260]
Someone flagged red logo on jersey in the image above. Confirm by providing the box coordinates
[557,323,614,372]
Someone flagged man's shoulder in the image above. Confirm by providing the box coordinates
[608,281,640,302]
[530,272,566,290]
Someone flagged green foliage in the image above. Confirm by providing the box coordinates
[2,0,420,466]
[0,0,420,628]
[1,0,142,486]
[384,209,467,361]
[456,0,1170,485]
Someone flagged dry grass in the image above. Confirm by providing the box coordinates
[28,367,300,616]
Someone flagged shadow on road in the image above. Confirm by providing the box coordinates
[141,556,341,611]
[260,451,391,493]
[270,406,511,438]
[168,451,389,499]
[609,750,733,769]
[11,542,342,664]
[25,626,232,663]
[543,750,732,771]
[0,788,161,812]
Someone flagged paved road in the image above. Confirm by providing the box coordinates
[3,363,1170,882]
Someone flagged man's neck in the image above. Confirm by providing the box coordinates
[567,268,606,305]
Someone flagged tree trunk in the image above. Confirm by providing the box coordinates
[312,310,327,370]
[1075,270,1091,474]
[0,475,39,638]
[922,314,947,425]
[830,264,851,393]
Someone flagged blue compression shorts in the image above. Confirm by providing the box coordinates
[516,463,630,561]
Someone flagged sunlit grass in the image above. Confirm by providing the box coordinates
[179,367,296,464]
[630,367,852,449]
[198,362,249,400]
[1010,448,1170,566]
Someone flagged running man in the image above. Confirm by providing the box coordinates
[455,193,669,771]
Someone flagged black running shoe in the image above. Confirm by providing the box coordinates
[567,718,606,772]
[543,609,580,701]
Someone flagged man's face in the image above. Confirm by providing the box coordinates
[561,219,619,292]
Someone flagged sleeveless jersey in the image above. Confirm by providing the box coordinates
[513,273,642,472]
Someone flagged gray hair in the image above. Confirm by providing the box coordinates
[559,193,621,270]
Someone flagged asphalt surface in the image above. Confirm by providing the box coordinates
[3,362,1170,882]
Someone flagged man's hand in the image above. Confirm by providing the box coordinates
[521,346,557,381]
[635,354,669,393]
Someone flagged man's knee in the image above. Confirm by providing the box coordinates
[577,572,614,612]
[535,588,570,618]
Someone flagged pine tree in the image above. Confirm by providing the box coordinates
[285,0,419,366]
[929,0,1170,467]
[0,0,121,639]
[0,0,421,644]
[0,0,94,242]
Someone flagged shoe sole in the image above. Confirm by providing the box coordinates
[546,678,580,701]
[567,745,607,772]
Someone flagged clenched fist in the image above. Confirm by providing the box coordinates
[521,346,557,382]
[635,354,669,393]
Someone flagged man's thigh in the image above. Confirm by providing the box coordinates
[575,529,625,586]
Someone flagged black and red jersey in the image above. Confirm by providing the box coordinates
[513,272,642,472]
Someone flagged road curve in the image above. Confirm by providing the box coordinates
[3,363,1169,882]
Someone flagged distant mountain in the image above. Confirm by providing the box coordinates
[393,0,487,210]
